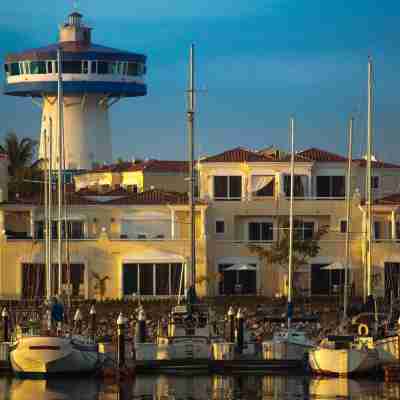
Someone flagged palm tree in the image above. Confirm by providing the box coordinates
[0,131,38,196]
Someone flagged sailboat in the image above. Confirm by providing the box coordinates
[309,68,380,374]
[10,48,99,375]
[262,118,315,361]
[135,45,215,363]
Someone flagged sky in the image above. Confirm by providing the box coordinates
[1,1,400,162]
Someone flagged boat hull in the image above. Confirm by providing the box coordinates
[309,347,379,375]
[262,340,313,361]
[10,336,99,375]
[375,335,399,365]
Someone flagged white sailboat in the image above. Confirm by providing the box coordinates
[10,48,99,375]
[262,118,315,361]
[135,45,215,362]
[309,63,380,375]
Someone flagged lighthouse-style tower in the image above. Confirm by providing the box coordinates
[4,12,147,170]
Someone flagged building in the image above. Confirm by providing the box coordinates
[199,146,400,299]
[3,12,147,170]
[0,189,207,300]
[74,159,189,194]
[0,145,399,300]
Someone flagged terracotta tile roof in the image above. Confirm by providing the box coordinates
[124,160,189,173]
[353,159,400,169]
[7,192,99,206]
[298,147,347,162]
[88,160,189,174]
[201,147,273,163]
[373,193,400,205]
[107,189,205,205]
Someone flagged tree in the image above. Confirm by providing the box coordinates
[0,131,38,196]
[91,271,110,301]
[248,218,327,296]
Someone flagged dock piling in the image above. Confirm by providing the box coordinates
[1,308,9,342]
[74,308,82,335]
[228,306,235,343]
[137,309,146,343]
[236,308,244,354]
[117,312,126,368]
[89,305,96,342]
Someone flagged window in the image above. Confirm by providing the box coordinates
[45,220,85,239]
[82,61,88,74]
[91,61,97,74]
[284,175,307,197]
[122,263,184,296]
[9,63,20,76]
[214,176,242,200]
[371,176,379,189]
[215,220,225,234]
[62,61,82,73]
[248,222,273,241]
[340,220,347,233]
[126,185,138,193]
[29,61,46,74]
[295,221,315,240]
[47,61,53,74]
[97,61,108,74]
[127,62,139,76]
[316,176,345,197]
[252,175,275,197]
[374,221,381,240]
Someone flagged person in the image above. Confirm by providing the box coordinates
[51,296,64,335]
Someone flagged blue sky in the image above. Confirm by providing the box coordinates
[1,1,400,162]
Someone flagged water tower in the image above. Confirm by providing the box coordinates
[3,12,147,170]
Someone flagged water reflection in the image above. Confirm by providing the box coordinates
[0,373,399,399]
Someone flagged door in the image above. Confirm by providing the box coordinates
[385,262,400,301]
[123,263,138,296]
[310,264,330,295]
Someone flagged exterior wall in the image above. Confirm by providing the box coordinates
[121,171,144,191]
[0,204,207,300]
[39,94,111,170]
[74,172,120,190]
[144,173,187,193]
[0,235,207,300]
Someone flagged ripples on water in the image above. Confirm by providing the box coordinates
[0,374,399,399]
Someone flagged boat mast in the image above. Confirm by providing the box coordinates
[343,117,353,322]
[366,57,373,302]
[44,125,49,300]
[57,48,64,296]
[187,44,197,305]
[287,116,295,329]
[48,118,53,297]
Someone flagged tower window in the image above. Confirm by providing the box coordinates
[82,61,88,74]
[9,63,20,76]
[127,62,139,76]
[30,61,46,74]
[98,61,108,74]
[91,61,97,74]
[62,61,82,74]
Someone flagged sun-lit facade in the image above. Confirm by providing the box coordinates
[0,145,399,300]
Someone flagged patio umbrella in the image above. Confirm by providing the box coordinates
[225,264,257,271]
[322,262,346,270]
[225,264,257,287]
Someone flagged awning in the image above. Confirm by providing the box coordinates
[122,250,184,263]
[225,264,257,271]
[322,262,346,270]
[121,211,171,220]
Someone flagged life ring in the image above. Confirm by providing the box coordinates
[358,323,369,337]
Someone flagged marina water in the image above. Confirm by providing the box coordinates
[0,373,398,399]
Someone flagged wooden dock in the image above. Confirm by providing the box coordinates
[133,359,304,374]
